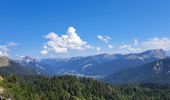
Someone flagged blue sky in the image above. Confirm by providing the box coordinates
[0,0,170,58]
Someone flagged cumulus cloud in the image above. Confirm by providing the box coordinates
[108,44,113,49]
[0,42,17,57]
[41,31,170,56]
[41,27,93,55]
[97,35,111,43]
[40,50,48,55]
[143,37,170,50]
[96,47,101,51]
[119,44,142,53]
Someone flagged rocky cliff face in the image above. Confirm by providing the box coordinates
[0,56,9,67]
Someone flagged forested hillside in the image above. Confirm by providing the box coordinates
[1,75,170,100]
[2,75,116,100]
[104,58,170,84]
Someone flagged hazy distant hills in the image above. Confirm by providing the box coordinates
[40,49,166,77]
[14,49,166,78]
[0,49,170,84]
[0,49,166,79]
[104,58,170,84]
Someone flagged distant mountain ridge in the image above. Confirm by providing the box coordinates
[17,56,50,75]
[137,49,166,60]
[39,49,166,77]
[0,49,166,78]
[1,50,170,99]
[0,56,37,75]
[104,57,170,84]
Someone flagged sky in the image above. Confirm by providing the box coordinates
[0,0,170,59]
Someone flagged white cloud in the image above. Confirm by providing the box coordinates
[97,35,111,43]
[118,37,170,53]
[7,42,18,46]
[0,46,8,56]
[119,44,142,53]
[96,47,101,51]
[43,45,48,49]
[84,45,95,49]
[143,37,170,50]
[119,44,131,49]
[134,39,139,46]
[45,32,58,40]
[108,44,113,49]
[15,55,25,59]
[41,32,170,56]
[40,50,48,55]
[0,42,17,57]
[41,27,93,55]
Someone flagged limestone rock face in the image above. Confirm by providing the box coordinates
[0,56,9,67]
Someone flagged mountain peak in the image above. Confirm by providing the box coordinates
[139,49,166,59]
[21,56,36,63]
[145,49,165,53]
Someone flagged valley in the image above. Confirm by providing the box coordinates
[0,49,170,99]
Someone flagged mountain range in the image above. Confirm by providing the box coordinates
[104,58,170,84]
[17,49,166,77]
[0,49,170,100]
[0,49,169,84]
